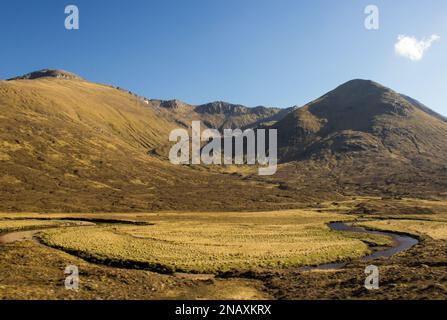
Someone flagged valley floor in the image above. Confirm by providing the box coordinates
[0,198,446,300]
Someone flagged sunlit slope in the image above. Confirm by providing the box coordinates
[0,78,176,150]
[0,77,294,212]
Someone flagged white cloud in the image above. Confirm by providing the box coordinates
[394,34,440,61]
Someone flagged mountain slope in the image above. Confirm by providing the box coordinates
[274,80,447,160]
[270,79,447,198]
[1,71,446,212]
[0,72,300,212]
[400,94,447,123]
[147,99,289,130]
[193,101,288,129]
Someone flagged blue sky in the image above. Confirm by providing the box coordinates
[1,0,446,115]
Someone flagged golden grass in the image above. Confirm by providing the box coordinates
[38,210,372,274]
[358,219,447,240]
[336,231,394,247]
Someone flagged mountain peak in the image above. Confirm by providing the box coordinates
[333,79,387,92]
[159,99,190,110]
[195,101,249,115]
[8,69,83,81]
[274,78,447,163]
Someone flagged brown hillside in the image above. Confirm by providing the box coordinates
[1,72,446,212]
[0,73,302,212]
[270,80,447,199]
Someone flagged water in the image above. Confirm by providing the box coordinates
[329,222,419,261]
[0,229,40,244]
[0,221,95,245]
[0,221,419,272]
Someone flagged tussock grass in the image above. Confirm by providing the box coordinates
[359,219,447,240]
[38,211,372,274]
[336,231,394,247]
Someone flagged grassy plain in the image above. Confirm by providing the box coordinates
[358,219,447,240]
[0,199,445,299]
[37,210,377,274]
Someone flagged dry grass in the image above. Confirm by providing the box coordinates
[0,209,444,299]
[358,219,447,240]
[0,240,271,300]
[37,210,375,274]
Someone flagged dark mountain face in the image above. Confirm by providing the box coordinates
[274,79,447,162]
[265,79,447,200]
[195,101,251,115]
[149,99,288,130]
[193,102,287,129]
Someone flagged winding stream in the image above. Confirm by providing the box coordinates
[0,229,41,245]
[0,221,94,245]
[305,222,420,270]
[0,221,420,271]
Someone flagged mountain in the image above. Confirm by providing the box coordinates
[0,70,300,212]
[400,94,447,123]
[8,69,83,81]
[194,101,291,130]
[1,70,446,212]
[275,79,447,160]
[148,99,289,130]
[270,79,447,198]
